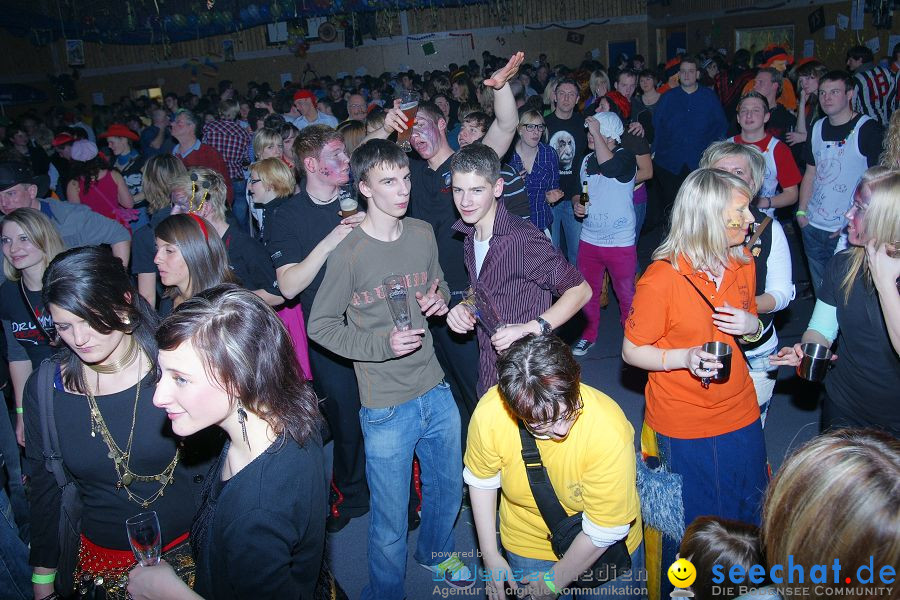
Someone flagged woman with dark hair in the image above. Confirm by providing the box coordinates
[66,140,135,230]
[153,213,237,314]
[128,284,326,600]
[23,246,208,600]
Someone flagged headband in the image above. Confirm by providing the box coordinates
[189,171,211,213]
[187,213,209,240]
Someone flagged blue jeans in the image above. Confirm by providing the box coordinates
[506,542,646,599]
[0,410,27,543]
[550,199,582,265]
[231,179,249,228]
[800,224,839,296]
[0,489,29,600]
[359,381,462,600]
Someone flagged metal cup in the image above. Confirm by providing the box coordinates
[700,341,732,387]
[796,342,833,382]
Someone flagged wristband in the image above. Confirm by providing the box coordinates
[543,571,557,594]
[795,210,807,217]
[742,319,765,343]
[15,406,23,414]
[32,572,56,584]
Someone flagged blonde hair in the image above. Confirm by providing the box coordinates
[518,110,547,143]
[251,157,295,198]
[174,167,228,223]
[337,119,366,154]
[1,207,66,281]
[142,154,188,213]
[762,429,900,600]
[589,69,611,97]
[652,168,752,272]
[700,140,766,197]
[252,127,284,159]
[880,111,900,168]
[839,166,900,304]
[543,77,559,110]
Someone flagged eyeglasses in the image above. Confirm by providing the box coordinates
[523,124,546,132]
[522,395,584,439]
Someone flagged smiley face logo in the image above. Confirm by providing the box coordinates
[667,558,697,588]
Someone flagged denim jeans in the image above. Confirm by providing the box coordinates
[505,542,646,599]
[550,199,583,265]
[0,488,30,600]
[800,224,839,296]
[359,381,462,600]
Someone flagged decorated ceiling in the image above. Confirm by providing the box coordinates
[1,0,492,45]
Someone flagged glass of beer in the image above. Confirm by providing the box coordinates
[396,91,420,152]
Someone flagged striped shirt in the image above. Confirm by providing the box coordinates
[451,201,585,396]
[510,142,559,232]
[852,64,897,127]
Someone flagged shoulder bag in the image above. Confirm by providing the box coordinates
[518,422,631,588]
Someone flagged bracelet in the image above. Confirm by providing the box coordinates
[543,571,557,594]
[795,210,807,217]
[32,572,56,584]
[742,319,765,343]
[15,406,23,414]
[661,350,669,372]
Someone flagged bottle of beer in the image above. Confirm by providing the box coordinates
[580,181,590,215]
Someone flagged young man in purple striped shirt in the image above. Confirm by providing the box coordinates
[446,143,591,397]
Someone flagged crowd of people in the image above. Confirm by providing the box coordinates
[0,38,898,600]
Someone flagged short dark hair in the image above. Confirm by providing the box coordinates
[461,111,491,135]
[157,284,321,446]
[496,335,581,425]
[450,143,500,185]
[350,138,409,184]
[680,56,701,70]
[738,91,771,114]
[820,70,854,92]
[846,45,874,64]
[416,101,445,126]
[294,124,343,176]
[555,78,579,95]
[680,517,763,600]
[616,69,637,84]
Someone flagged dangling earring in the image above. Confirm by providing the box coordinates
[236,401,251,450]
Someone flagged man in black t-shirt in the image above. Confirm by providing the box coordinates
[754,68,795,142]
[263,125,369,533]
[544,78,587,264]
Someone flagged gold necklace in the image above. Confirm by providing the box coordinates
[84,351,180,508]
[84,335,139,375]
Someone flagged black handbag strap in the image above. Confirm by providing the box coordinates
[36,360,69,489]
[664,261,749,363]
[518,422,569,532]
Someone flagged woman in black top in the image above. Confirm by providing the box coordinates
[23,246,210,600]
[1,208,65,446]
[128,285,326,600]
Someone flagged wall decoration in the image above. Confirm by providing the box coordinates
[66,39,84,66]
[735,25,794,55]
[566,31,585,45]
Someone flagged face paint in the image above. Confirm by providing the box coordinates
[316,140,350,186]
[411,114,441,159]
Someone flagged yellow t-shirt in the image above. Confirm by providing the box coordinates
[464,384,643,561]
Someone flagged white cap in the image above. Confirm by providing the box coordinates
[587,112,624,143]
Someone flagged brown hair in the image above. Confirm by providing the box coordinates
[141,154,188,213]
[156,284,320,445]
[155,214,237,300]
[293,124,343,176]
[680,517,763,600]
[761,429,900,600]
[496,334,581,426]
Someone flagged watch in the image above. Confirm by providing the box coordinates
[535,316,553,335]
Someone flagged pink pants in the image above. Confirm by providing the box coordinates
[576,241,637,342]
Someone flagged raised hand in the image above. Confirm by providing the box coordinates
[483,52,526,90]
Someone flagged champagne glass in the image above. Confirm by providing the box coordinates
[126,511,161,566]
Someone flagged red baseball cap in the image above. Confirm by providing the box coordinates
[98,123,139,142]
[293,89,317,104]
[51,132,76,147]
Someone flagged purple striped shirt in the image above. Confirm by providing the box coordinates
[452,201,585,396]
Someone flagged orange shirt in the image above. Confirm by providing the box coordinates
[625,253,760,439]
